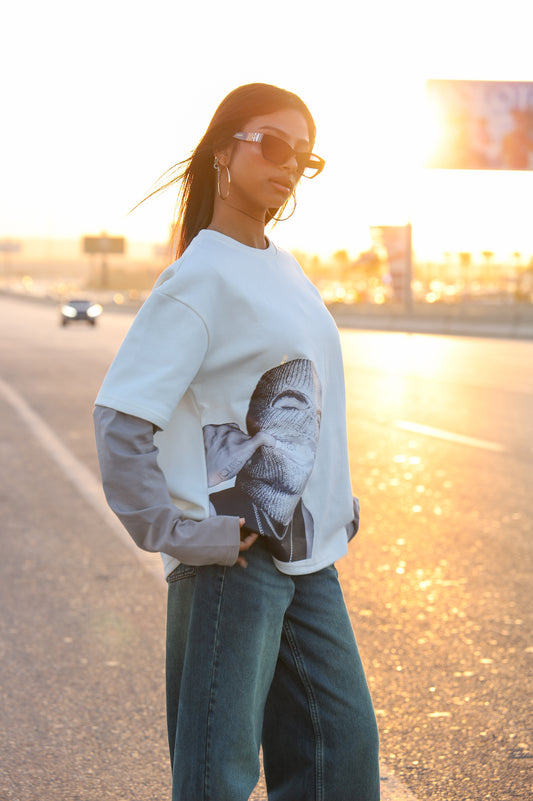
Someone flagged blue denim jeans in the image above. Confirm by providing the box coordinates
[166,539,380,801]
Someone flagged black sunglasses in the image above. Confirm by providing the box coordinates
[233,132,325,178]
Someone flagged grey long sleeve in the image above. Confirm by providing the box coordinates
[93,406,241,566]
[347,496,360,542]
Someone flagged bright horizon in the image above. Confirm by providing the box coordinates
[2,0,533,262]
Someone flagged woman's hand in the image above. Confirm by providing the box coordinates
[204,423,275,487]
[236,518,259,568]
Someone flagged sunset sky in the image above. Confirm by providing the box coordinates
[2,0,532,261]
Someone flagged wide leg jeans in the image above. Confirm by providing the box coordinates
[166,540,380,801]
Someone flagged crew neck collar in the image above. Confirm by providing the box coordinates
[199,228,275,254]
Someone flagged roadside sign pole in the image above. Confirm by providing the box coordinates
[405,223,413,314]
[81,233,125,288]
[0,240,22,279]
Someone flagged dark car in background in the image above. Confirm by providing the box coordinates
[60,299,103,326]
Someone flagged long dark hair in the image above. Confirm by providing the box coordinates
[139,83,317,258]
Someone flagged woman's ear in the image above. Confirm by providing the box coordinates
[214,143,234,168]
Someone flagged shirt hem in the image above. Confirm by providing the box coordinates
[95,398,169,431]
[272,539,349,575]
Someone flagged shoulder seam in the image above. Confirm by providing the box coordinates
[155,290,210,350]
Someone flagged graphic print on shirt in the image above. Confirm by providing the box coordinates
[203,359,322,562]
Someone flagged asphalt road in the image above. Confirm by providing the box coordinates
[1,296,531,801]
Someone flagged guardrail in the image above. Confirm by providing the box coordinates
[327,302,533,340]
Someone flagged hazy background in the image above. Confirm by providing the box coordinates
[2,0,533,264]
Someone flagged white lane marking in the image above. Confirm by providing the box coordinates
[0,378,165,586]
[395,420,505,453]
[380,770,421,801]
[1,378,420,801]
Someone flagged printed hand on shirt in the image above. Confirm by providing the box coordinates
[204,423,275,487]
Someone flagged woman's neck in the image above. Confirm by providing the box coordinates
[208,199,268,250]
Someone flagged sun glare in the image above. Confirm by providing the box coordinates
[2,1,533,263]
[421,97,446,168]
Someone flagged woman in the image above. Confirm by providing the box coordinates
[94,83,380,801]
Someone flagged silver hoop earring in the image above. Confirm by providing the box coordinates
[214,157,231,200]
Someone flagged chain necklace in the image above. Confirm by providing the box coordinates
[219,201,266,224]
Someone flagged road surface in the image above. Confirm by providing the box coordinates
[1,296,531,800]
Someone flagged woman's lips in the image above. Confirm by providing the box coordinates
[269,178,292,194]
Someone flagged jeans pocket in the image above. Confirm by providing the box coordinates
[167,563,197,583]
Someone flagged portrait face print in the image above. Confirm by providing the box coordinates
[236,359,322,524]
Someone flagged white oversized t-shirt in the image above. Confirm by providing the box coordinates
[96,229,356,577]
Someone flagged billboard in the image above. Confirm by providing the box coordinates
[425,80,533,170]
[0,240,21,253]
[82,235,125,254]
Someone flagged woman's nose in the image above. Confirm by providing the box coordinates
[281,152,299,174]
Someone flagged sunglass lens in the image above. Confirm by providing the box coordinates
[261,134,292,165]
[260,134,324,178]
